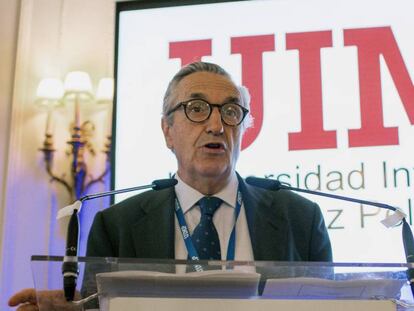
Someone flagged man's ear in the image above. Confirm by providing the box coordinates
[161,118,173,150]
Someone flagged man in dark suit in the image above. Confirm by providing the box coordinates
[9,61,331,310]
[87,174,331,261]
[87,61,331,262]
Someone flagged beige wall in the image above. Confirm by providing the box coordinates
[0,0,21,274]
[0,0,115,308]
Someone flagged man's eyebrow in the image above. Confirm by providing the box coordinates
[188,93,206,99]
[188,93,240,104]
[225,97,240,104]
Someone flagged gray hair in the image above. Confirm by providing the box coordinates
[162,61,252,131]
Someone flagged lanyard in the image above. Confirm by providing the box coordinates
[175,188,243,261]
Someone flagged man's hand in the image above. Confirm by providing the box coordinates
[9,288,82,311]
[9,288,37,310]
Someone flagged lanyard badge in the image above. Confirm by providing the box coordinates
[175,189,242,261]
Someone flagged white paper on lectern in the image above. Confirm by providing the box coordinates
[96,269,260,298]
[262,277,405,299]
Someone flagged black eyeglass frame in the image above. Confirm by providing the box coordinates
[166,98,249,126]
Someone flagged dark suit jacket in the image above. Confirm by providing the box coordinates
[86,176,332,261]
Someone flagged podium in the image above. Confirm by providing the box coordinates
[31,255,414,310]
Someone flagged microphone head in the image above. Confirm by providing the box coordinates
[152,178,178,190]
[245,176,282,191]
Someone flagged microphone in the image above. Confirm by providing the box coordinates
[245,176,397,211]
[78,178,178,202]
[62,178,178,301]
[62,209,80,301]
[402,218,414,295]
[246,176,414,295]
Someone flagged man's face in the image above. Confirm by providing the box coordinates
[162,72,243,186]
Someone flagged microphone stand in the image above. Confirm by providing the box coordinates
[62,178,177,301]
[272,181,397,211]
[246,177,414,298]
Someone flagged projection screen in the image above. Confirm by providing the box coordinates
[113,0,414,263]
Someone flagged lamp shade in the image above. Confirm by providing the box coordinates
[96,78,114,103]
[35,78,64,107]
[64,71,93,96]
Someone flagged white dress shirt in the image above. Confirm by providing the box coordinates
[174,173,254,261]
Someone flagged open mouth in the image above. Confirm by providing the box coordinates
[203,143,225,151]
[205,143,222,149]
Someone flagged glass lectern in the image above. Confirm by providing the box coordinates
[31,256,414,311]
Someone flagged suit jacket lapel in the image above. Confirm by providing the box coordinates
[238,175,290,260]
[130,187,176,259]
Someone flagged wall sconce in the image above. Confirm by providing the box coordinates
[37,72,113,200]
[95,78,114,167]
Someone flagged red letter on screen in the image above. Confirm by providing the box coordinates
[345,27,414,147]
[231,34,275,150]
[169,39,212,65]
[286,31,337,150]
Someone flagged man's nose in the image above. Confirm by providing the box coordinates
[206,107,224,134]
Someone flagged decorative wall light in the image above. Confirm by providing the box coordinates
[95,77,114,163]
[37,72,113,200]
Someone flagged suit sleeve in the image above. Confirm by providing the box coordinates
[86,211,116,257]
[81,211,116,308]
[309,203,332,261]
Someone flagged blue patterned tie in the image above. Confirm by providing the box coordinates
[191,196,222,260]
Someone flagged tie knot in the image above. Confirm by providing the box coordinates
[198,196,222,216]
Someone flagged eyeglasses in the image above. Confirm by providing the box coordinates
[166,98,249,126]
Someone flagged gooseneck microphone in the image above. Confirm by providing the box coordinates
[63,209,80,301]
[62,178,178,301]
[79,178,178,202]
[246,176,414,296]
[245,177,397,211]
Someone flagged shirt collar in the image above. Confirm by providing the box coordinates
[175,173,239,214]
